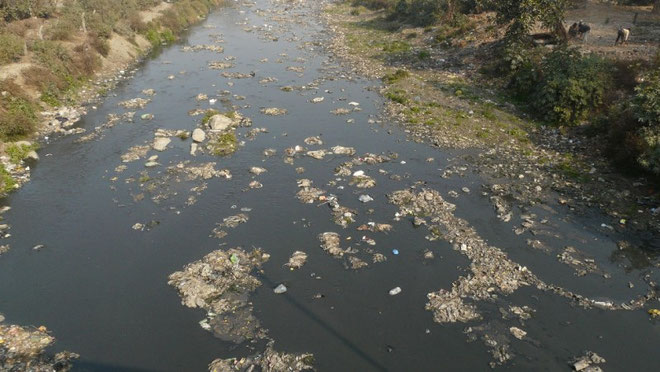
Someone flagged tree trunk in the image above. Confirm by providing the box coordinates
[555,20,568,42]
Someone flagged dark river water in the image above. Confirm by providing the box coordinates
[1,1,659,371]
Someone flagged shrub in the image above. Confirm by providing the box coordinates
[0,32,24,64]
[351,0,394,10]
[388,0,441,26]
[633,71,660,127]
[510,47,611,126]
[0,90,39,139]
[88,33,110,57]
[383,69,410,83]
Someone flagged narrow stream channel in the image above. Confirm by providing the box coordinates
[1,1,659,371]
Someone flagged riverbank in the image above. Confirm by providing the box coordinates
[0,0,226,195]
[322,1,660,242]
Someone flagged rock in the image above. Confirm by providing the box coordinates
[273,284,287,294]
[26,151,39,161]
[153,137,171,151]
[358,195,373,203]
[192,129,206,143]
[145,161,159,168]
[389,287,402,296]
[190,143,198,156]
[208,115,234,131]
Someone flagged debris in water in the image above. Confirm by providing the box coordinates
[286,251,308,269]
[250,167,267,175]
[273,284,287,294]
[168,247,270,343]
[0,323,78,371]
[119,97,150,109]
[509,327,527,340]
[208,341,314,372]
[389,287,402,296]
[261,107,288,116]
[570,351,606,371]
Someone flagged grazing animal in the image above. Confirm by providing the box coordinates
[615,26,631,45]
[577,21,591,42]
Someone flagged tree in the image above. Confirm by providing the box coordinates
[488,0,569,40]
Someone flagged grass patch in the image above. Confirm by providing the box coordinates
[0,166,17,195]
[385,89,408,104]
[0,33,25,64]
[209,132,237,156]
[5,143,39,164]
[383,69,409,84]
[201,109,220,125]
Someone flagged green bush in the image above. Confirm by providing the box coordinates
[0,94,39,139]
[1,0,55,21]
[387,0,441,26]
[0,32,24,64]
[633,71,660,127]
[510,47,611,126]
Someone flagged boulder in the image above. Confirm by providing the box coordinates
[208,114,234,131]
[192,128,206,143]
[153,137,171,152]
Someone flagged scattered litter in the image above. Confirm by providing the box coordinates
[392,249,399,255]
[389,287,402,296]
[273,284,288,294]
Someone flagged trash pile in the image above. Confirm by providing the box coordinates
[0,323,78,371]
[208,341,314,372]
[570,351,606,371]
[168,247,270,343]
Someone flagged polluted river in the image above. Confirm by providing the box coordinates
[1,0,660,371]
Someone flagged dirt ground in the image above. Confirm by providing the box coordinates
[566,1,660,60]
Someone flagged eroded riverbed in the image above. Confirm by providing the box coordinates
[1,0,659,371]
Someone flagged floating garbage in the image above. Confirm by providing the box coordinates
[389,287,402,296]
[274,284,287,294]
[392,249,399,255]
